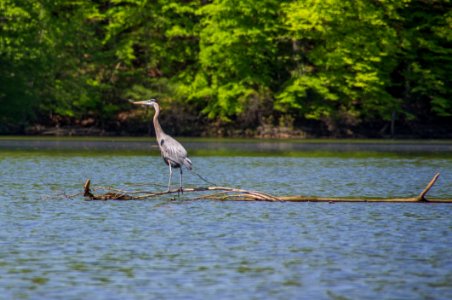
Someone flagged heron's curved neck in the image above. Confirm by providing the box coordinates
[152,104,164,138]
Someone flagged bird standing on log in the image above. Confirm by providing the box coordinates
[133,99,192,192]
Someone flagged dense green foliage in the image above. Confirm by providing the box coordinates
[1,0,451,136]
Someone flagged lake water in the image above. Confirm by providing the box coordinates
[0,138,451,299]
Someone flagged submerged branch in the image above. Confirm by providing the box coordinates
[83,180,278,201]
[81,173,452,203]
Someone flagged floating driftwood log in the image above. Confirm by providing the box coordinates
[82,173,451,203]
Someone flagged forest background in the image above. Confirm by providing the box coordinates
[1,0,451,138]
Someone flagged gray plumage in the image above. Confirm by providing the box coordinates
[133,99,192,192]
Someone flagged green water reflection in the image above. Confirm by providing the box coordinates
[1,136,452,158]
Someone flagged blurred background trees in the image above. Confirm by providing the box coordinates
[1,0,451,137]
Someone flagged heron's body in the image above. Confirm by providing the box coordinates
[134,99,192,191]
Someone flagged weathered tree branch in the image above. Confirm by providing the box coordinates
[81,173,451,203]
[416,172,440,201]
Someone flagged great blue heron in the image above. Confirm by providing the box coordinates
[133,99,192,192]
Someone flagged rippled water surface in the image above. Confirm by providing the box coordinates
[1,139,451,299]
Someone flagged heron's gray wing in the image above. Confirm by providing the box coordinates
[159,135,188,166]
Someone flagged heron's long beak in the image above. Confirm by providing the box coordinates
[132,100,149,105]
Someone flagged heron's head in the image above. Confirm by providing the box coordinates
[132,99,157,107]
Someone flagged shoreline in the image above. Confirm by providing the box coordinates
[2,125,452,140]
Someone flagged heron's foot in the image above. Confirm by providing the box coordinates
[178,187,184,194]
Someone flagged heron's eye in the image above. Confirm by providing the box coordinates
[160,139,165,146]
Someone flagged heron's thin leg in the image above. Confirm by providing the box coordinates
[179,168,183,194]
[167,163,173,192]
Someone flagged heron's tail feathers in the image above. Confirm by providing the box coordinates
[183,157,193,170]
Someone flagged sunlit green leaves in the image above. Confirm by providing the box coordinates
[1,0,451,133]
[191,0,281,120]
[278,0,402,125]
